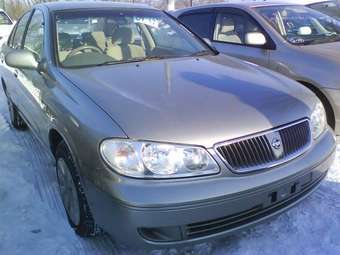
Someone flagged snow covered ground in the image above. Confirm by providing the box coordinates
[0,87,340,255]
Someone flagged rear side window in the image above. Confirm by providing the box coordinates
[179,12,214,38]
[0,11,12,25]
[10,12,31,49]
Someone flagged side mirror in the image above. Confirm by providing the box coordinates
[245,32,267,46]
[298,26,312,36]
[5,49,39,70]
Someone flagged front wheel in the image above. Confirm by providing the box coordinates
[7,97,27,130]
[56,141,97,237]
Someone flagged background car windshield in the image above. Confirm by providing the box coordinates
[256,5,340,45]
[55,10,208,67]
[309,1,340,19]
[0,11,12,25]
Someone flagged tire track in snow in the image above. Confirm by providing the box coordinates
[9,124,117,254]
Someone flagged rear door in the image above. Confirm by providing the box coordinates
[212,8,272,67]
[1,11,32,114]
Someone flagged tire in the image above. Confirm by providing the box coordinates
[56,141,97,237]
[7,97,27,130]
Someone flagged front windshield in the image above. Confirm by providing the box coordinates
[256,5,340,45]
[55,9,210,68]
[309,1,340,19]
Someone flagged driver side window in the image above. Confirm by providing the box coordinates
[213,12,263,45]
[23,10,44,60]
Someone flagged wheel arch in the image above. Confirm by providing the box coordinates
[48,128,84,178]
[49,128,64,157]
[1,77,7,95]
[298,80,335,130]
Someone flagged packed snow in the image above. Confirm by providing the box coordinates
[0,88,339,255]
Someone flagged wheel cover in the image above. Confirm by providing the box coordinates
[57,158,81,226]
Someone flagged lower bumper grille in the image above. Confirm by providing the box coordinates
[185,171,325,239]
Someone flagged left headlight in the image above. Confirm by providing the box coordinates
[100,139,220,178]
[310,100,327,140]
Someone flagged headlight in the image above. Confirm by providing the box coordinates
[100,139,220,178]
[310,100,327,139]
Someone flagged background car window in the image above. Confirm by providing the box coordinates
[309,1,340,19]
[179,12,214,38]
[213,12,262,45]
[23,10,44,59]
[0,11,12,25]
[11,12,31,49]
[257,6,340,45]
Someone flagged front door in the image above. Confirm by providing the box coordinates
[19,9,50,146]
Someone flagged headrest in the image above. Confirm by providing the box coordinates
[91,31,106,42]
[58,32,72,50]
[112,27,133,45]
[91,31,107,50]
[220,18,235,33]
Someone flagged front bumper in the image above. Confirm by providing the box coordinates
[83,129,335,249]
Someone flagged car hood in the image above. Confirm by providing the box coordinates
[301,41,340,62]
[60,55,315,148]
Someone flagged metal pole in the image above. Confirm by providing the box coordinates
[167,0,175,11]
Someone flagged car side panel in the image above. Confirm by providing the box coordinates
[36,67,129,180]
[213,41,271,67]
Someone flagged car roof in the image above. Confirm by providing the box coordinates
[172,1,316,15]
[243,0,330,5]
[35,1,154,12]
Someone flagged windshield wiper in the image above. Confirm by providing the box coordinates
[325,33,340,41]
[300,33,340,45]
[189,50,212,57]
[95,56,173,66]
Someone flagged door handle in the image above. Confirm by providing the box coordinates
[13,69,18,78]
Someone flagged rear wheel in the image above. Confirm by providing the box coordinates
[56,141,97,237]
[7,97,27,130]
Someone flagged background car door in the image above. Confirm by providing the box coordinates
[19,9,50,146]
[211,8,273,67]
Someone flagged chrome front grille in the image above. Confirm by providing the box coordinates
[215,120,311,173]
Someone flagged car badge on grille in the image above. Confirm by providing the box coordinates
[266,131,284,159]
[272,138,281,150]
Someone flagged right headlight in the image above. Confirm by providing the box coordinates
[100,139,220,179]
[310,100,327,140]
